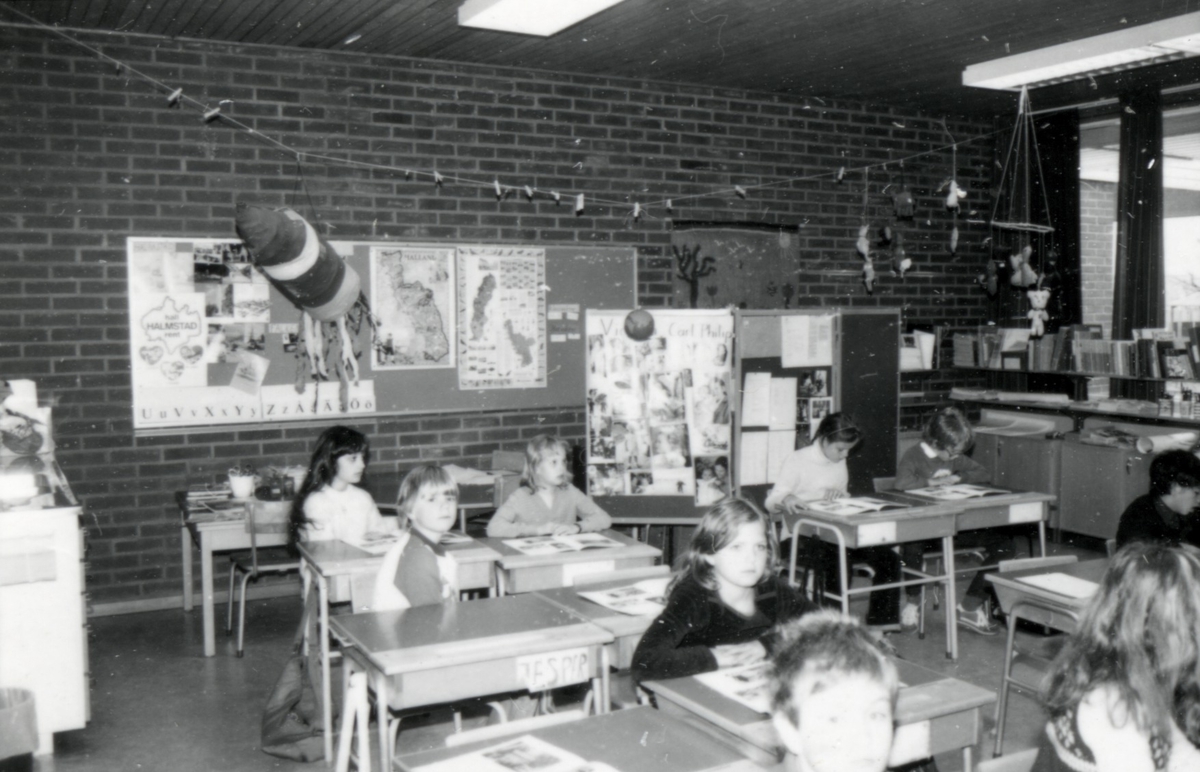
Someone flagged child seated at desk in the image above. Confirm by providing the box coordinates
[764,413,903,630]
[1115,449,1200,550]
[1036,542,1200,772]
[631,498,817,684]
[895,406,1014,636]
[486,435,612,537]
[372,465,459,611]
[288,425,393,552]
[770,611,899,772]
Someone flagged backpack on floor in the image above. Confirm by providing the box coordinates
[261,592,324,762]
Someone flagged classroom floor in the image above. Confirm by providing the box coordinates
[27,535,1104,772]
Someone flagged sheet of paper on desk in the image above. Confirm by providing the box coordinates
[906,484,1006,500]
[1016,572,1098,599]
[439,532,474,546]
[411,734,595,772]
[503,533,623,556]
[350,531,404,556]
[577,575,671,616]
[804,497,900,516]
[695,660,773,714]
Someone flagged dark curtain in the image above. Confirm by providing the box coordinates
[1034,110,1081,330]
[1111,87,1165,339]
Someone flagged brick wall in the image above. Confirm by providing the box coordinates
[1080,181,1116,336]
[0,26,997,606]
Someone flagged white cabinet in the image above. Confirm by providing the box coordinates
[0,504,89,755]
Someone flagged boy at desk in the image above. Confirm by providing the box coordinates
[770,611,899,772]
[1115,449,1200,550]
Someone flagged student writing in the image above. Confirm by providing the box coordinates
[895,407,1014,635]
[764,413,903,629]
[770,610,899,772]
[631,498,817,684]
[1036,542,1200,772]
[486,435,612,537]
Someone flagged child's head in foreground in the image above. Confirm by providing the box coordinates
[771,610,899,772]
[396,465,458,541]
[675,497,779,592]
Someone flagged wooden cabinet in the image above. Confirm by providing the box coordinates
[0,504,89,754]
[974,433,1064,495]
[1057,440,1152,540]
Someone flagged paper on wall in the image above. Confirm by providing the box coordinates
[738,431,769,486]
[741,372,771,427]
[780,314,834,368]
[767,377,798,430]
[767,430,797,482]
[229,351,270,395]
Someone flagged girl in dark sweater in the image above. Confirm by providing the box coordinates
[632,498,816,684]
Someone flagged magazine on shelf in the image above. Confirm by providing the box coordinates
[411,734,620,772]
[502,532,623,556]
[694,660,774,714]
[803,496,904,516]
[905,484,1007,501]
[577,575,671,617]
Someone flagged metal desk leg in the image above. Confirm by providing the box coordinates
[963,746,973,772]
[943,534,958,661]
[375,670,391,770]
[181,524,194,611]
[1038,519,1047,558]
[201,532,216,657]
[318,574,333,763]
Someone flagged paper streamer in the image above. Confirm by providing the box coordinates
[1134,432,1200,454]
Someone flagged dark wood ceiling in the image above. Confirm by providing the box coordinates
[3,0,1198,118]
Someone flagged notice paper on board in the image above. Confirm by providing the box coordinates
[780,314,834,368]
[741,372,772,427]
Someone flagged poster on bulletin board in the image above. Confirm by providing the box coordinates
[585,309,734,506]
[126,236,635,430]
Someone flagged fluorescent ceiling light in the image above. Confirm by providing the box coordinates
[458,0,626,37]
[963,11,1200,90]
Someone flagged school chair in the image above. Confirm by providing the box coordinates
[992,554,1081,757]
[225,499,301,657]
[976,747,1038,772]
[443,710,586,748]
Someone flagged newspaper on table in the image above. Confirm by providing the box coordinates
[577,575,671,617]
[905,484,1007,501]
[694,660,773,714]
[503,533,623,556]
[803,496,904,516]
[411,733,622,772]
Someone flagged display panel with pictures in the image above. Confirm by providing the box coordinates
[585,310,734,505]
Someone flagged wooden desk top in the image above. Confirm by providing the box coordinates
[986,558,1108,613]
[297,536,501,577]
[477,528,661,568]
[533,579,660,639]
[778,491,959,541]
[891,487,1057,510]
[329,593,614,676]
[643,657,995,756]
[393,705,762,772]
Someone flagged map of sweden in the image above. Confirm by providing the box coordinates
[470,273,497,341]
[377,257,450,366]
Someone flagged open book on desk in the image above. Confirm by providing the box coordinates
[803,496,905,516]
[577,575,671,617]
[904,484,1007,501]
[350,530,474,556]
[503,532,623,556]
[411,733,621,772]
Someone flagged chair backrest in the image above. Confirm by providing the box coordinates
[873,476,896,492]
[444,709,586,748]
[1105,538,1117,557]
[246,499,291,571]
[571,564,670,589]
[976,747,1038,772]
[997,555,1078,573]
[490,450,525,474]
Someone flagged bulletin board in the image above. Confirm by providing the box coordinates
[126,237,636,430]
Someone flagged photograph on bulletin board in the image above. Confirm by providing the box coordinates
[585,309,733,498]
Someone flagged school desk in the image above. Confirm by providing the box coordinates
[392,705,763,772]
[330,592,615,768]
[177,492,287,658]
[533,575,661,672]
[892,488,1055,561]
[986,557,1106,628]
[779,492,962,659]
[642,657,996,771]
[297,536,502,762]
[477,529,661,594]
